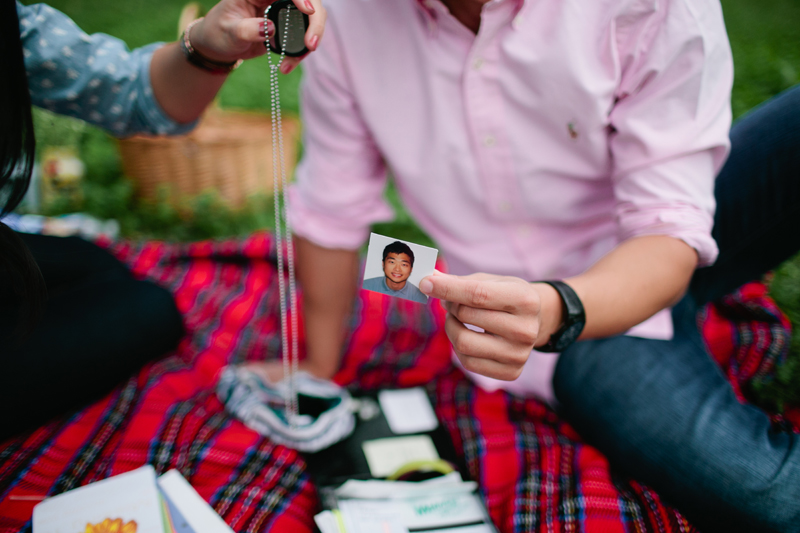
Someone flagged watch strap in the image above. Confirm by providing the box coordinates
[537,280,586,352]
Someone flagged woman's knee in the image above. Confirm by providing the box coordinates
[20,233,132,285]
[80,279,185,364]
[64,236,131,282]
[127,280,184,351]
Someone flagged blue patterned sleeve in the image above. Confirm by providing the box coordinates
[17,2,197,137]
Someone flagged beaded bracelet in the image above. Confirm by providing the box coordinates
[180,18,243,75]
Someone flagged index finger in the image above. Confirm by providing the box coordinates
[255,0,317,15]
[288,0,316,15]
[268,0,326,73]
[419,273,523,312]
[300,0,326,50]
[281,0,326,46]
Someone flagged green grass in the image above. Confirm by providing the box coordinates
[21,0,800,406]
[721,0,800,117]
[761,256,800,411]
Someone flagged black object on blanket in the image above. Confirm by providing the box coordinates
[302,390,468,507]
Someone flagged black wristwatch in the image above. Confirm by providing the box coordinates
[537,280,586,352]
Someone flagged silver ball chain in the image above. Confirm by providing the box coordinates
[265,5,300,426]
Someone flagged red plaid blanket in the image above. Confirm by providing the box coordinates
[700,281,799,432]
[0,233,792,532]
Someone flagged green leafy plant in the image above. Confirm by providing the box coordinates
[757,253,800,411]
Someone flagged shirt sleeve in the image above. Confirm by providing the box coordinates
[608,0,733,267]
[18,2,196,137]
[287,13,393,251]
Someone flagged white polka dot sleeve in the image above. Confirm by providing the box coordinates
[17,2,197,137]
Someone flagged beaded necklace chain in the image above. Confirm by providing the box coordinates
[265,5,300,426]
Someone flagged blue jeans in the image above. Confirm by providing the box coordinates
[554,85,800,533]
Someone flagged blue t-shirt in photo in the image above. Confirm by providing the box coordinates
[362,276,428,304]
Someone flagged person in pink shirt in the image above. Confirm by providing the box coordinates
[260,0,800,529]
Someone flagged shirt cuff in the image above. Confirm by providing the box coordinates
[134,44,198,136]
[616,202,719,267]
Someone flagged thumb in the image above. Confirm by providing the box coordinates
[419,271,455,296]
[235,17,274,43]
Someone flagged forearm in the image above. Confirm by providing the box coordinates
[295,236,360,378]
[555,235,698,341]
[149,42,228,125]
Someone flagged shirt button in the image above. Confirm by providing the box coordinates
[472,58,484,70]
[513,15,524,29]
[498,201,512,213]
[483,135,496,147]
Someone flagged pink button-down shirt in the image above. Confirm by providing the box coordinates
[288,0,733,398]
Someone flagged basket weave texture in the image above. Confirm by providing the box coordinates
[118,108,301,208]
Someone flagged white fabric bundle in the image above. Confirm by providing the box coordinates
[216,366,356,452]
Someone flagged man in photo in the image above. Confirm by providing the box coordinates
[362,241,427,304]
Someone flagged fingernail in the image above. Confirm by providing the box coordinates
[309,34,319,50]
[420,278,433,295]
[304,0,315,12]
[260,20,274,38]
[280,62,293,74]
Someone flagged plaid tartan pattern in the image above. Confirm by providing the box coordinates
[700,281,800,432]
[0,232,789,532]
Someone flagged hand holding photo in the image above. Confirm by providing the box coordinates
[362,233,438,304]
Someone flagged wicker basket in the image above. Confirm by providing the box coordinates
[118,107,300,208]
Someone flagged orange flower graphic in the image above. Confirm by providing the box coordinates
[82,518,137,533]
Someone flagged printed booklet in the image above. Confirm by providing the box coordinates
[32,466,233,533]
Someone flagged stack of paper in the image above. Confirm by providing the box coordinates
[32,466,233,533]
[315,474,497,533]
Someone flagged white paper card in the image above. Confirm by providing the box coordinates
[158,469,234,533]
[362,435,439,478]
[441,526,495,533]
[338,493,491,532]
[313,511,342,533]
[334,473,477,500]
[379,388,439,435]
[339,500,410,533]
[33,465,164,533]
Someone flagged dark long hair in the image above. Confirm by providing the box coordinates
[1,1,47,337]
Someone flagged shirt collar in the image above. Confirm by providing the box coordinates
[414,0,435,17]
[413,0,526,34]
[381,277,405,294]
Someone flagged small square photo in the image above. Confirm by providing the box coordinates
[362,233,439,304]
